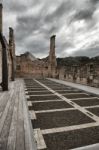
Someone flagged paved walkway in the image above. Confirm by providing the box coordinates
[48,78,99,150]
[0,79,36,150]
[25,78,99,150]
[49,78,99,96]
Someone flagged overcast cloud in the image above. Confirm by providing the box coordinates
[2,0,99,58]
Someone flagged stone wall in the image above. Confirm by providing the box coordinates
[15,32,99,88]
[16,35,58,79]
[16,53,49,78]
[58,63,99,88]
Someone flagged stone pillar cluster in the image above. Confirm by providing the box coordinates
[0,3,16,90]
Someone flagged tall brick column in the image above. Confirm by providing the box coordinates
[0,3,8,90]
[0,3,3,83]
[9,27,16,81]
[48,35,57,77]
[0,3,3,33]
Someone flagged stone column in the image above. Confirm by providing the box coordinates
[0,3,3,83]
[9,27,16,81]
[0,33,8,91]
[0,3,8,91]
[0,3,3,33]
[48,35,57,77]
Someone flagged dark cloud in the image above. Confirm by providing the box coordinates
[2,0,99,57]
[17,15,41,32]
[4,0,42,15]
[90,0,99,4]
[73,9,93,21]
[4,1,28,13]
[70,2,97,24]
[15,13,43,43]
[45,1,72,23]
[73,47,99,57]
[7,4,27,13]
[57,41,74,51]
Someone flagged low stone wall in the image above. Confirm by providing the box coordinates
[58,64,99,88]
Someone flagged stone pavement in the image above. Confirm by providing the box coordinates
[0,79,36,150]
[49,78,99,96]
[24,78,99,150]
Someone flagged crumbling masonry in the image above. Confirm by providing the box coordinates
[16,33,99,88]
[48,35,57,78]
[9,27,16,81]
[0,3,16,90]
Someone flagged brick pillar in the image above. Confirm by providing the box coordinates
[48,35,57,77]
[0,3,3,33]
[0,3,3,83]
[9,27,15,81]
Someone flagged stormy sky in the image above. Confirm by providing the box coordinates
[2,0,99,58]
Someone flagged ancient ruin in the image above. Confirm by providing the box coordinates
[48,35,57,78]
[16,33,99,88]
[9,27,16,81]
[16,52,47,78]
[0,3,16,90]
[16,35,58,79]
[57,57,99,87]
[1,1,99,150]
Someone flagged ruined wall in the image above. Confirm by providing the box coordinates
[58,63,99,88]
[16,35,57,79]
[15,31,99,88]
[16,54,49,78]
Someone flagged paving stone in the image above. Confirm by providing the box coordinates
[48,86,68,88]
[26,86,43,89]
[25,79,99,150]
[27,91,52,95]
[26,88,47,91]
[43,126,99,150]
[32,110,94,129]
[73,98,99,107]
[56,90,82,94]
[51,87,70,90]
[34,128,47,149]
[43,84,62,86]
[28,95,59,101]
[87,107,99,116]
[28,101,73,111]
[25,84,40,86]
[63,94,93,99]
